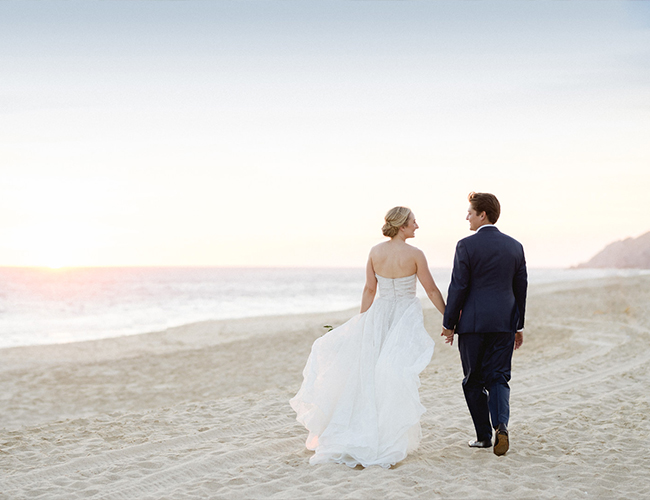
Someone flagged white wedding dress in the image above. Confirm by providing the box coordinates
[290,274,434,468]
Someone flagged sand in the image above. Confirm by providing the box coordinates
[1,275,649,499]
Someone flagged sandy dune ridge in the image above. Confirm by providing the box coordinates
[1,275,649,499]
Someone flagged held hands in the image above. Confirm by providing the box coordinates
[441,327,455,345]
[441,329,522,348]
[441,327,523,348]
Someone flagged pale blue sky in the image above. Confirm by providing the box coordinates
[1,1,649,267]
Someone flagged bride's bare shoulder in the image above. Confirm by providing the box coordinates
[370,241,390,254]
[406,243,424,255]
[406,245,427,264]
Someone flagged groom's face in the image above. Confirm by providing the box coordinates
[466,205,486,231]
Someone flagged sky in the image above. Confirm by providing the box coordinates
[1,0,649,268]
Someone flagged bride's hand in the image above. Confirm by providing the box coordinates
[441,327,454,345]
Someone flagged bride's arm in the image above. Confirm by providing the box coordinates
[415,250,446,315]
[360,255,377,313]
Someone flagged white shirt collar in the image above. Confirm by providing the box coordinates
[476,224,495,232]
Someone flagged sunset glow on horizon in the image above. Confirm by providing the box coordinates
[1,1,649,269]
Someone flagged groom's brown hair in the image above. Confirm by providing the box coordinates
[468,192,501,224]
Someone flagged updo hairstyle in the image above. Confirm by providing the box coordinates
[382,206,412,238]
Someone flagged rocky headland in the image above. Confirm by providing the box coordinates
[577,231,650,268]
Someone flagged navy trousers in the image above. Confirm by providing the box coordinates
[458,332,515,442]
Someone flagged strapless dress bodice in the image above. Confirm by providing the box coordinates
[376,274,417,300]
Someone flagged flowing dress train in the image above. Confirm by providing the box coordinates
[290,274,434,468]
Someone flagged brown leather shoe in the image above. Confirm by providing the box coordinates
[493,425,509,456]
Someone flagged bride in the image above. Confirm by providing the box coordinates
[290,207,446,468]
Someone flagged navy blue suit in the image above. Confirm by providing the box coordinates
[443,226,527,441]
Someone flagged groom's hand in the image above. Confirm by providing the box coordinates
[515,331,524,350]
[441,327,455,345]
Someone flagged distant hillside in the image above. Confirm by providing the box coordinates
[576,231,650,269]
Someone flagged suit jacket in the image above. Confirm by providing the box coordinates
[443,226,527,334]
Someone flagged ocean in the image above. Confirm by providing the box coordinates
[0,266,647,349]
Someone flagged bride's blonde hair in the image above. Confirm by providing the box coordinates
[382,206,412,238]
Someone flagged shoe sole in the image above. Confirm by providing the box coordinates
[493,433,509,456]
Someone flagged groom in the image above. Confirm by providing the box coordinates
[442,192,527,456]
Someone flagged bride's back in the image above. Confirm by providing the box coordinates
[370,241,418,279]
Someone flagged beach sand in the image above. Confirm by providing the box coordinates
[1,275,649,499]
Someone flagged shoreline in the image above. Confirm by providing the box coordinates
[0,308,358,365]
[2,267,649,351]
[1,274,650,498]
[0,307,360,353]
